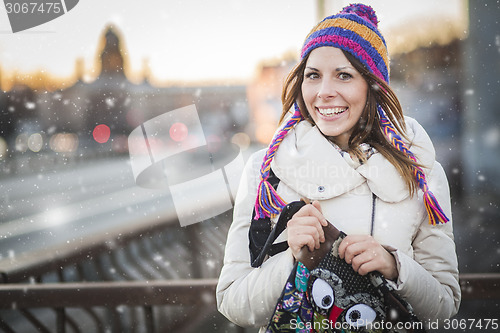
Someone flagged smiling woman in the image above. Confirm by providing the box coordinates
[216,3,460,332]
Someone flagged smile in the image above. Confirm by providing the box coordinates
[316,107,347,117]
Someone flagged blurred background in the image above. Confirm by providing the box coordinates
[0,0,499,332]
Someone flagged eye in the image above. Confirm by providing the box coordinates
[311,278,334,309]
[338,72,353,80]
[345,304,377,327]
[304,71,320,80]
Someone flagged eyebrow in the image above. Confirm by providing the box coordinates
[335,65,354,71]
[305,65,355,71]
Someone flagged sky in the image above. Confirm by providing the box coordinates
[0,0,466,84]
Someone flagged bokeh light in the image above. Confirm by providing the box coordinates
[169,122,188,142]
[15,133,29,152]
[231,132,251,151]
[93,124,111,143]
[28,133,43,152]
[0,137,7,159]
[49,133,79,153]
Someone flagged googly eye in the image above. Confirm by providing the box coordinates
[345,304,377,327]
[311,278,334,309]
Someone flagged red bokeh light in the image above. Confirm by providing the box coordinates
[93,124,111,143]
[169,122,188,142]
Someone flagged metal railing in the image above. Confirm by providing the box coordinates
[0,274,499,333]
[0,207,238,332]
[459,273,500,300]
[0,279,222,333]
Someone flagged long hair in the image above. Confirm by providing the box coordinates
[258,3,449,224]
[280,50,420,195]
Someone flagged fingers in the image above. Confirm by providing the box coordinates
[287,216,323,248]
[338,235,398,279]
[288,228,320,253]
[354,260,379,276]
[293,203,327,241]
[350,249,377,275]
[312,200,328,226]
[339,235,377,261]
[294,201,328,226]
[287,201,328,258]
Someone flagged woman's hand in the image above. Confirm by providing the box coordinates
[338,235,398,280]
[287,201,328,259]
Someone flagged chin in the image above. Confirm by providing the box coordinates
[315,124,343,138]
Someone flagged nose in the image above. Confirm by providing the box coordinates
[317,79,338,99]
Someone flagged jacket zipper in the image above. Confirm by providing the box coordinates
[370,193,377,236]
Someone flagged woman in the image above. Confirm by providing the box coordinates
[216,3,460,331]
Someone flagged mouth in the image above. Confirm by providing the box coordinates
[316,106,348,117]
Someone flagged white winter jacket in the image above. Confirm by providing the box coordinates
[216,117,460,330]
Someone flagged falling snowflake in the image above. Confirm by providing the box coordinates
[25,102,36,109]
[105,97,116,107]
[206,259,215,268]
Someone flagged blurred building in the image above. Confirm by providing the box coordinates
[462,0,500,200]
[0,25,249,159]
[246,57,295,144]
[390,40,464,198]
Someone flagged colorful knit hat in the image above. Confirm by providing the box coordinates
[301,3,389,83]
[254,3,449,225]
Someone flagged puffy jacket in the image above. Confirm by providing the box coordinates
[216,117,460,330]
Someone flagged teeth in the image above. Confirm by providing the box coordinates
[317,107,347,116]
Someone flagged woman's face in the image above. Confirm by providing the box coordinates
[301,47,368,150]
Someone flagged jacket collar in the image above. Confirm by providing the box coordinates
[270,117,435,202]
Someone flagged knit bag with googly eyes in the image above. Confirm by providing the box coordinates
[262,200,424,333]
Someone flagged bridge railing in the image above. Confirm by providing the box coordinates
[0,205,238,332]
[0,274,499,333]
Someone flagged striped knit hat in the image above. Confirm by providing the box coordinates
[301,3,389,83]
[254,3,449,225]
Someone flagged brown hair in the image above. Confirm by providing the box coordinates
[280,50,420,195]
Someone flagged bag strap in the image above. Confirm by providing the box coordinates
[249,175,307,267]
[249,168,281,267]
[250,200,307,267]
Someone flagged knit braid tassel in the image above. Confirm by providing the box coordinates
[377,106,449,225]
[254,104,303,219]
[254,179,288,220]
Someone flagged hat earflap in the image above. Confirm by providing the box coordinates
[377,106,449,225]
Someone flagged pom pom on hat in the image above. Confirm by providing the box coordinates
[340,3,379,27]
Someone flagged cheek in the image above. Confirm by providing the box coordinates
[301,83,316,105]
[353,84,369,106]
[344,85,363,100]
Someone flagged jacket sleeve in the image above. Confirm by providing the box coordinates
[216,150,295,327]
[389,161,461,322]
